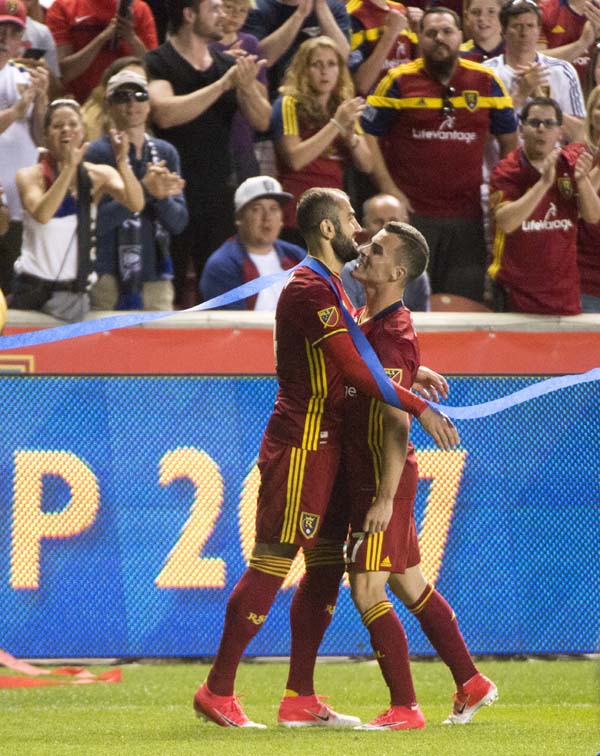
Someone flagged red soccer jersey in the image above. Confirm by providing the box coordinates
[540,0,590,87]
[488,145,582,315]
[271,95,350,228]
[362,58,516,217]
[47,0,158,103]
[347,0,418,86]
[577,219,600,297]
[342,301,420,497]
[265,263,354,449]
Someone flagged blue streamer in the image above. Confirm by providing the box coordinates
[1,261,598,421]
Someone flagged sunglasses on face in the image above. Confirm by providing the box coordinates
[109,89,150,104]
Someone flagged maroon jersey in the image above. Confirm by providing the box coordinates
[347,0,418,85]
[577,218,600,298]
[488,144,582,315]
[342,300,420,498]
[540,0,590,87]
[265,262,354,450]
[361,58,516,217]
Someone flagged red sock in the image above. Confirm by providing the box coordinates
[362,600,416,706]
[408,585,477,686]
[285,549,344,696]
[207,564,287,695]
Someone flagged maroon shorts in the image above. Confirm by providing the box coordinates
[346,496,421,573]
[255,433,341,548]
[345,455,420,573]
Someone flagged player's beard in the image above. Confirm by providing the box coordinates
[331,227,359,264]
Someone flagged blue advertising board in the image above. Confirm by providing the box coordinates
[0,375,598,658]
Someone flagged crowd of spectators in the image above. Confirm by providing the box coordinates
[0,0,599,319]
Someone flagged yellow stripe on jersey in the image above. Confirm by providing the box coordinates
[488,224,506,279]
[368,93,513,110]
[281,446,308,543]
[460,39,476,52]
[302,338,327,450]
[249,554,293,578]
[346,0,364,13]
[409,583,434,614]
[313,328,347,346]
[367,398,383,490]
[362,600,393,627]
[282,95,299,136]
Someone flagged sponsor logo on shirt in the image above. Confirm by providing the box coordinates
[412,114,477,143]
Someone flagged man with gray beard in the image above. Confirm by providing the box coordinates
[360,6,517,302]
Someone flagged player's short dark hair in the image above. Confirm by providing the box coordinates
[420,6,462,31]
[296,188,349,240]
[166,0,201,34]
[384,222,429,282]
[520,96,563,125]
[499,0,541,31]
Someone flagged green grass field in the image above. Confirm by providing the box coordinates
[1,659,598,756]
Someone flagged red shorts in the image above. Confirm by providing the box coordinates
[346,497,421,573]
[255,433,341,548]
[345,455,421,573]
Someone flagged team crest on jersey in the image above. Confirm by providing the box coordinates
[299,512,319,539]
[318,306,340,328]
[539,85,551,98]
[557,176,574,199]
[463,91,479,111]
[384,367,403,384]
[5,0,19,14]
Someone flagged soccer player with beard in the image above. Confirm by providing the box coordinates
[194,187,459,729]
[361,6,517,303]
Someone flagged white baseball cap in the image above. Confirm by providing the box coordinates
[106,70,148,98]
[234,176,293,213]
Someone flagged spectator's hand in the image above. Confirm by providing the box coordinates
[412,366,449,403]
[416,406,459,451]
[143,162,186,198]
[385,8,409,35]
[109,128,130,164]
[296,0,314,20]
[406,6,424,31]
[27,64,50,100]
[334,96,366,135]
[583,2,600,36]
[98,16,118,45]
[575,149,595,182]
[13,84,36,119]
[64,136,90,171]
[515,61,549,98]
[223,39,248,60]
[541,147,559,187]
[362,495,393,533]
[115,13,138,44]
[233,54,267,88]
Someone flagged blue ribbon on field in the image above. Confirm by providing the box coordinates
[0,259,598,420]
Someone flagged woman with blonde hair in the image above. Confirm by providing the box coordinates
[575,85,600,312]
[270,36,372,239]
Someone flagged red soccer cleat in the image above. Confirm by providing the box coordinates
[443,672,498,725]
[278,694,360,728]
[193,682,266,728]
[354,704,426,731]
